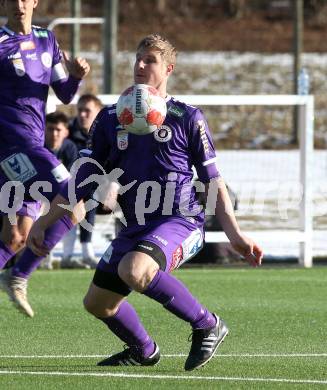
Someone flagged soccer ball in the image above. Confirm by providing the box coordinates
[116,84,167,135]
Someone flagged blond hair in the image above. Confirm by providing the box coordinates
[137,34,177,65]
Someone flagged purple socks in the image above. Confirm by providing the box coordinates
[98,271,216,357]
[143,270,216,329]
[0,241,15,269]
[12,215,74,279]
[100,300,155,358]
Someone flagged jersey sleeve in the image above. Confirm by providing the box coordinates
[51,32,62,66]
[49,31,81,103]
[189,108,220,182]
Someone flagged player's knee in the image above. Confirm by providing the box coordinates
[4,230,27,252]
[118,256,159,292]
[83,294,119,318]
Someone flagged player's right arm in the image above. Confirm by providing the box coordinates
[27,110,111,256]
[49,32,90,104]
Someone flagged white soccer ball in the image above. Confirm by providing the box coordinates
[116,84,167,135]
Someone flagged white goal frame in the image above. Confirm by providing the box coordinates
[47,94,314,268]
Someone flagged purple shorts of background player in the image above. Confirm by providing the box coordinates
[0,146,71,218]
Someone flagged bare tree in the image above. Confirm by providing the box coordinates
[223,0,247,19]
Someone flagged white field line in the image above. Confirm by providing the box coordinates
[0,370,326,385]
[0,353,326,358]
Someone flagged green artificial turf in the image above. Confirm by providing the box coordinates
[0,267,326,389]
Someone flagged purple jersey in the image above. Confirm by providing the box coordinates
[0,25,79,150]
[78,96,220,228]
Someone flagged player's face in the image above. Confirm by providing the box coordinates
[77,100,101,133]
[45,122,68,150]
[4,0,38,29]
[134,49,172,94]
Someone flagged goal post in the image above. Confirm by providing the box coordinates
[47,94,314,267]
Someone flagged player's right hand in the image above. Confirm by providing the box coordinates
[27,223,49,257]
[63,51,90,79]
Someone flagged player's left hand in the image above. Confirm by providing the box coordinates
[230,234,263,267]
[63,51,90,79]
[27,223,49,258]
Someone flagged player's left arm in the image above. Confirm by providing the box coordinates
[189,109,263,267]
[204,177,263,267]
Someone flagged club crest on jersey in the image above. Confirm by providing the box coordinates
[117,130,129,150]
[12,58,25,77]
[154,125,172,142]
[41,52,52,68]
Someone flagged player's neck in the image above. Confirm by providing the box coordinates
[157,86,167,99]
[6,21,32,35]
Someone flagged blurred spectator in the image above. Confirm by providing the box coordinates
[45,112,87,269]
[68,94,103,268]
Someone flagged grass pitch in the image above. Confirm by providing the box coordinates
[0,267,326,389]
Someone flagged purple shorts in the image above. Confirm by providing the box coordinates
[0,146,70,218]
[98,216,204,274]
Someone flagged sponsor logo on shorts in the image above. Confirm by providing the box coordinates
[138,244,153,251]
[170,245,183,271]
[152,234,168,246]
[102,244,113,263]
[182,229,203,261]
[0,153,37,183]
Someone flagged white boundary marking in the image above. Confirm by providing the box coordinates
[0,353,326,358]
[0,370,326,385]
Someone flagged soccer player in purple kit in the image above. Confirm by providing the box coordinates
[0,0,90,317]
[27,34,263,370]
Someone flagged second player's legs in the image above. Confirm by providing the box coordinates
[1,214,34,257]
